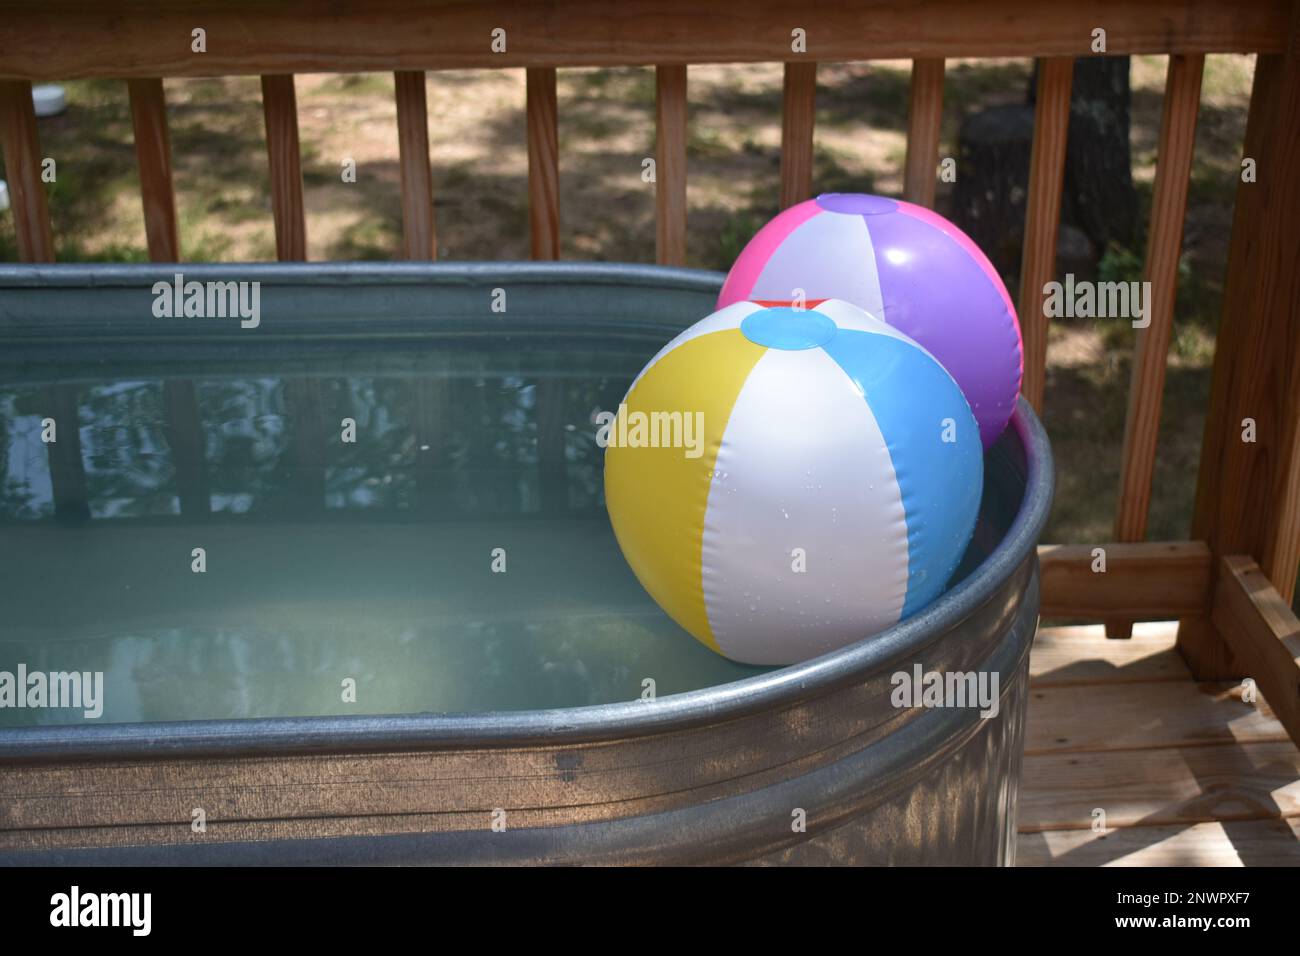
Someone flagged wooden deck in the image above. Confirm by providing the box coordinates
[1019,623,1300,865]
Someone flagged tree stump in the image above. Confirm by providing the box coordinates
[950,57,1137,284]
[1031,56,1137,255]
[950,103,1035,279]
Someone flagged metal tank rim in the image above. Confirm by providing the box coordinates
[0,262,1055,763]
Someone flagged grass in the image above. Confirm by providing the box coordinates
[0,57,1259,544]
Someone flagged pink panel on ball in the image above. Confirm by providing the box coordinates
[717,200,822,307]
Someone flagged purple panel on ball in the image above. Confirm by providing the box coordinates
[816,193,898,216]
[862,209,1022,448]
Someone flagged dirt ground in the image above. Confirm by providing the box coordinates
[0,55,1257,543]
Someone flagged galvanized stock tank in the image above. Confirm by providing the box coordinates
[0,263,1053,865]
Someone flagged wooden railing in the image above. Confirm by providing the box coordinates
[1,0,1299,743]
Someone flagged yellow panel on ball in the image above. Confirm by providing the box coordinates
[603,328,766,654]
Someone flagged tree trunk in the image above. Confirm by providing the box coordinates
[949,57,1136,285]
[1030,56,1137,254]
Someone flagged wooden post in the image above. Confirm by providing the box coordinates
[780,62,816,209]
[1108,53,1204,638]
[1180,8,1300,678]
[127,78,180,261]
[526,67,560,261]
[903,59,945,208]
[0,79,55,262]
[1017,57,1073,412]
[1,82,80,517]
[394,71,437,260]
[525,67,565,507]
[260,74,307,261]
[655,65,688,266]
[127,79,210,517]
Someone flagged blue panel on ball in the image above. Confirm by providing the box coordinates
[820,328,983,618]
[740,307,837,351]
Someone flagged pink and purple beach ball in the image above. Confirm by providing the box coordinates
[718,193,1023,448]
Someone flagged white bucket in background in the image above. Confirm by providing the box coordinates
[32,84,67,117]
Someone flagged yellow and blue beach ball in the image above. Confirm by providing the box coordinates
[604,298,983,665]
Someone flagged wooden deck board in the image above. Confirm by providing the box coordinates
[1020,742,1300,831]
[1018,818,1300,867]
[1020,623,1300,865]
[1025,681,1285,754]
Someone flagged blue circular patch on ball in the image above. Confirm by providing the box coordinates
[740,307,838,350]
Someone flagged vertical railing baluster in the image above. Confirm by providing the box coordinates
[780,62,816,209]
[1017,57,1073,412]
[1109,54,1205,638]
[903,58,945,208]
[526,67,560,260]
[525,67,565,510]
[260,74,308,260]
[655,65,688,266]
[395,71,437,260]
[0,79,55,262]
[128,78,181,261]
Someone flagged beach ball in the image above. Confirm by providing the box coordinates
[718,192,1022,448]
[603,298,983,666]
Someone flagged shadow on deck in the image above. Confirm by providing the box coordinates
[1019,622,1300,865]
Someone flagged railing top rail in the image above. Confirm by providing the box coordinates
[0,0,1289,81]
